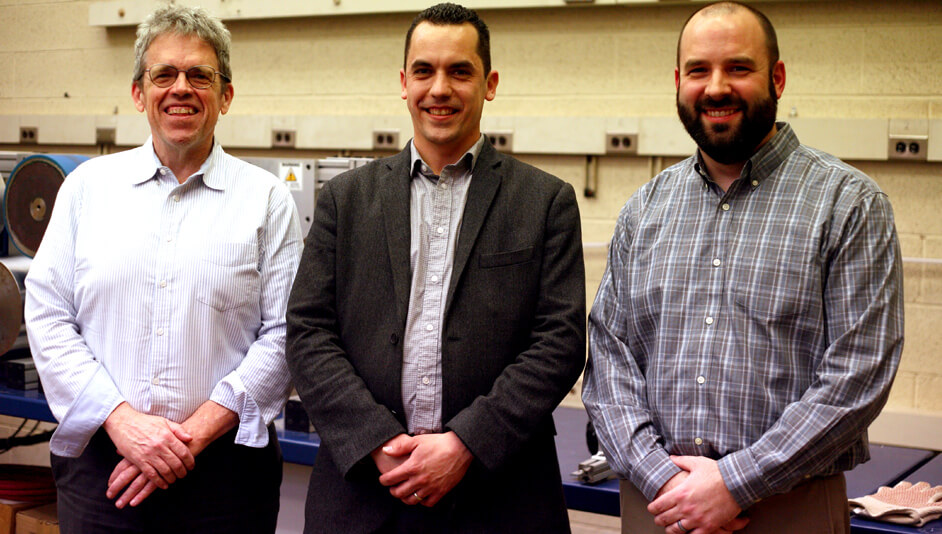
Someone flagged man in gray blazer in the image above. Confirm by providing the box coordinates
[286,3,585,532]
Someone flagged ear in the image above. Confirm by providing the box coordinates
[485,69,499,101]
[400,69,409,100]
[772,60,785,99]
[131,81,145,112]
[219,82,234,115]
[674,67,680,90]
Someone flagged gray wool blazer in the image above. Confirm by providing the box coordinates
[286,139,586,533]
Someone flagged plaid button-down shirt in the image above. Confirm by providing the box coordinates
[583,123,904,508]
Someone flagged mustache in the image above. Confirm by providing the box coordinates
[695,96,744,111]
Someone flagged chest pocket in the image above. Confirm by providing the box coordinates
[195,242,260,312]
[479,246,535,268]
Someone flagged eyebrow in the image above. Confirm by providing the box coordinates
[408,59,477,72]
[683,56,758,70]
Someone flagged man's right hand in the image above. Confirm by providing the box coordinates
[102,402,194,489]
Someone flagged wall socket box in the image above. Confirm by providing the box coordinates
[888,119,929,161]
[271,129,296,148]
[605,132,638,155]
[372,130,400,150]
[19,127,37,144]
[484,131,513,153]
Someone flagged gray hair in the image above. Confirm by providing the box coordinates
[132,5,232,88]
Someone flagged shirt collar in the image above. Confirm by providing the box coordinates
[409,135,485,180]
[693,122,799,186]
[131,137,225,190]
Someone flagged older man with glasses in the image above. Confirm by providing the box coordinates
[25,5,302,533]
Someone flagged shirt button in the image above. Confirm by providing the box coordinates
[697,376,706,384]
[712,258,721,267]
[422,377,430,385]
[751,179,759,187]
[436,227,445,235]
[721,203,730,211]
[441,183,449,190]
[152,377,160,385]
[425,323,434,332]
[173,194,180,202]
[430,275,439,283]
[159,280,167,288]
[694,437,703,446]
[705,317,714,325]
[156,328,165,336]
[159,169,167,176]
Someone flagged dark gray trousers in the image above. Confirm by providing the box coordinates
[52,425,282,534]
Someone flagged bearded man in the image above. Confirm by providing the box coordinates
[582,2,903,534]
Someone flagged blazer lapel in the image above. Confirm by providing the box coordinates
[445,141,502,314]
[381,149,413,324]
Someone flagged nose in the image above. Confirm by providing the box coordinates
[429,72,451,98]
[169,70,192,93]
[705,69,730,99]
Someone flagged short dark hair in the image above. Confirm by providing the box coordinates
[404,3,491,75]
[676,1,779,69]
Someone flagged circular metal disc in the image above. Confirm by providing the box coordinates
[0,179,6,234]
[5,159,66,257]
[0,261,23,356]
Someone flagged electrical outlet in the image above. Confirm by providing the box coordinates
[605,133,638,155]
[888,137,927,161]
[96,127,116,145]
[372,130,400,150]
[271,129,296,148]
[19,127,37,144]
[484,131,513,153]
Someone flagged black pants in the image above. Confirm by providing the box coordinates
[52,425,282,534]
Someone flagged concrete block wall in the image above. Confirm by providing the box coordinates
[0,0,940,454]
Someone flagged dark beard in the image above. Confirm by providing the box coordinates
[677,82,778,165]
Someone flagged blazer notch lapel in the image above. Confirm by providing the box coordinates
[381,152,413,324]
[445,148,503,314]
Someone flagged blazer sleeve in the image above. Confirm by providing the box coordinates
[285,180,406,478]
[445,180,587,472]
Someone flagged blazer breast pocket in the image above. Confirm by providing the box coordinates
[479,247,535,268]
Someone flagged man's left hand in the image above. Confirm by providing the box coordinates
[648,455,746,534]
[377,431,473,507]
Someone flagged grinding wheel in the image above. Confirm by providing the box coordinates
[3,154,88,257]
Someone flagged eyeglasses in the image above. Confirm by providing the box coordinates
[143,64,230,89]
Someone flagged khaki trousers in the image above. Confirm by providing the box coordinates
[619,473,850,534]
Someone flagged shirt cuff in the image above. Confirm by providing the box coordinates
[210,372,268,448]
[49,366,124,457]
[718,448,772,509]
[630,447,683,501]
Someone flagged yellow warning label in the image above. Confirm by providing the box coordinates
[285,171,297,182]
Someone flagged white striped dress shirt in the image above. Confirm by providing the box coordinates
[25,139,303,457]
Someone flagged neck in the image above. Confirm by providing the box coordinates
[699,154,745,193]
[154,140,213,184]
[413,136,478,175]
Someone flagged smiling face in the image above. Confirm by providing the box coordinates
[400,21,498,168]
[675,9,785,165]
[132,32,233,165]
